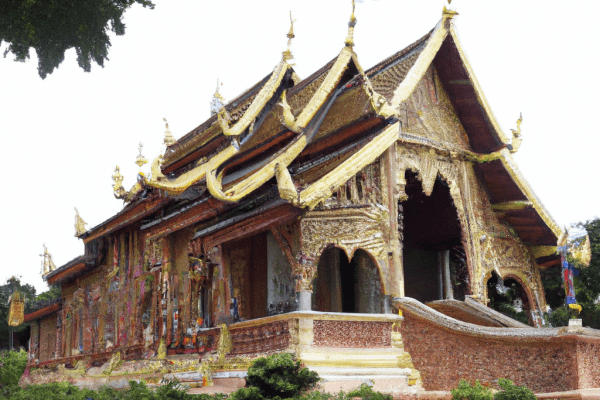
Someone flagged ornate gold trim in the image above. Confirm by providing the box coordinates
[218,61,291,137]
[298,122,400,209]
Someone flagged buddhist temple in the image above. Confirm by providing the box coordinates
[21,3,600,396]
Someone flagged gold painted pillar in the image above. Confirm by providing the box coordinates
[384,143,404,298]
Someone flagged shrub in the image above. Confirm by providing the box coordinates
[493,379,535,400]
[230,353,319,400]
[346,383,392,400]
[451,380,493,400]
[0,349,27,387]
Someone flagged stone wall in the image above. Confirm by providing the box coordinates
[400,311,587,393]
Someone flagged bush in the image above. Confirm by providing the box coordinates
[494,379,535,400]
[451,380,493,400]
[346,383,392,400]
[0,349,27,387]
[230,353,319,400]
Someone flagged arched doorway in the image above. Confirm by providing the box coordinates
[402,171,466,302]
[313,247,383,313]
[487,273,532,326]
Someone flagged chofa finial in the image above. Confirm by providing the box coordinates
[509,113,523,153]
[282,11,296,62]
[345,0,357,47]
[40,243,57,276]
[163,118,176,147]
[74,208,88,237]
[210,80,225,116]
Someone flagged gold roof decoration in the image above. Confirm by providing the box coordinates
[112,165,126,199]
[282,11,296,62]
[443,0,458,17]
[40,243,57,276]
[163,118,176,147]
[74,207,88,237]
[509,113,523,153]
[210,80,225,116]
[345,0,357,47]
[135,142,148,171]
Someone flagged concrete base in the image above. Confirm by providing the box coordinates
[298,291,312,311]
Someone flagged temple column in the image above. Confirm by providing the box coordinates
[293,253,317,311]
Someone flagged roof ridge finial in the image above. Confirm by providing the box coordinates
[39,243,57,276]
[135,142,148,171]
[282,11,296,62]
[74,207,88,237]
[163,118,176,147]
[443,0,458,18]
[345,0,357,47]
[210,80,225,116]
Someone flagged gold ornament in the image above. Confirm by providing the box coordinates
[282,11,296,62]
[112,166,126,199]
[40,243,57,276]
[135,142,148,171]
[74,208,88,237]
[163,118,176,147]
[509,113,523,153]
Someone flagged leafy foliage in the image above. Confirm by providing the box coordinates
[0,0,155,79]
[231,353,320,400]
[451,380,493,400]
[0,349,27,387]
[541,217,600,328]
[346,383,392,400]
[494,379,536,400]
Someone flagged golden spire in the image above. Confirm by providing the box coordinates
[40,243,57,276]
[345,0,357,47]
[135,142,148,171]
[112,165,126,199]
[210,80,225,116]
[282,11,296,62]
[163,118,176,147]
[74,208,88,237]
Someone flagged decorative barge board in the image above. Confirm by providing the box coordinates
[22,4,597,397]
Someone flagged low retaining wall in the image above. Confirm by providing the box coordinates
[394,297,600,393]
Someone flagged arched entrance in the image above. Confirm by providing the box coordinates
[487,273,532,326]
[402,171,466,302]
[313,247,383,313]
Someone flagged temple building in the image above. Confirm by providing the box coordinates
[21,4,600,396]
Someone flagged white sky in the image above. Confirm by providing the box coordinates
[1,0,598,293]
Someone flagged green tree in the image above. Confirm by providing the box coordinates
[0,0,155,79]
[541,217,600,328]
[0,277,61,350]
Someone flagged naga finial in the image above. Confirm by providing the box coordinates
[282,11,296,62]
[345,0,357,47]
[74,207,88,237]
[112,165,126,199]
[210,80,225,116]
[163,118,176,147]
[135,142,148,171]
[40,243,57,276]
[509,113,523,153]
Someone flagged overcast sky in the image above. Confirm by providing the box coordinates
[1,0,598,293]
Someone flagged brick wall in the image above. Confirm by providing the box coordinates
[401,311,580,393]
